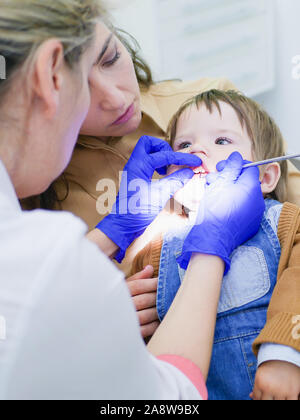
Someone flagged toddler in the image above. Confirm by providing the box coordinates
[132,90,300,400]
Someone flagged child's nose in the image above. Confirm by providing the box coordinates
[189,144,209,157]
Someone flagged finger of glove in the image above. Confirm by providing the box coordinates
[134,135,172,156]
[211,152,243,185]
[206,172,219,185]
[127,136,173,178]
[235,166,265,215]
[242,159,252,166]
[216,160,227,172]
[217,151,244,181]
[149,151,202,173]
[238,165,261,189]
[238,169,264,210]
[216,157,252,174]
[158,168,195,197]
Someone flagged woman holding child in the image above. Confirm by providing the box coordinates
[17,2,300,399]
[0,0,270,400]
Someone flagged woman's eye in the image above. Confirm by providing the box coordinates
[103,48,121,67]
[215,137,232,145]
[178,142,192,150]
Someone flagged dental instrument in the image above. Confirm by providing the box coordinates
[242,153,300,169]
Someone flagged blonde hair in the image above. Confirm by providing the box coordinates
[0,0,105,98]
[167,89,288,203]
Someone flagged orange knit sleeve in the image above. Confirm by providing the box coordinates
[253,202,300,356]
[131,235,163,278]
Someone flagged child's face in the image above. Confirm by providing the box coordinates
[168,101,254,210]
[171,101,254,173]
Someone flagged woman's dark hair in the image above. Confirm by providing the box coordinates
[21,29,154,211]
[115,28,153,88]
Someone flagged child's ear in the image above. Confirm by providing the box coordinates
[260,163,281,196]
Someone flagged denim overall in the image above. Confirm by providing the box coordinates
[156,199,283,400]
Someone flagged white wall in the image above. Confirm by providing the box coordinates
[110,0,276,95]
[109,0,162,79]
[254,0,300,154]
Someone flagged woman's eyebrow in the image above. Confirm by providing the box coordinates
[94,33,114,65]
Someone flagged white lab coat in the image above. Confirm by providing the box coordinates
[0,160,202,400]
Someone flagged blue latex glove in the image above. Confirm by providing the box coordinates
[97,136,202,262]
[177,152,265,274]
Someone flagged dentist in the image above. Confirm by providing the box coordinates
[0,0,264,400]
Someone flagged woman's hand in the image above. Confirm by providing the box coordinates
[126,265,160,339]
[177,152,265,274]
[97,136,202,262]
[251,361,300,400]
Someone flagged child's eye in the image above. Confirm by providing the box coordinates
[177,142,192,150]
[215,137,232,145]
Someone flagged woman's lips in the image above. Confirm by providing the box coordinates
[112,104,135,126]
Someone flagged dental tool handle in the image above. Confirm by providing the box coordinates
[242,153,300,169]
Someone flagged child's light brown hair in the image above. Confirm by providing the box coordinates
[167,89,288,203]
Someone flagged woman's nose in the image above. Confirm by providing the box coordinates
[99,85,126,112]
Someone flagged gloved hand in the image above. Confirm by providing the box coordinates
[97,136,202,262]
[177,152,265,274]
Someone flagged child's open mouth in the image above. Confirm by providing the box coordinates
[192,165,209,178]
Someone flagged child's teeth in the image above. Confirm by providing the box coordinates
[193,167,203,174]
